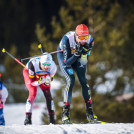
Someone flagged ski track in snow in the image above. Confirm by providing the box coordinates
[0,103,134,134]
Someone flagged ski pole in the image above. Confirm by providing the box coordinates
[2,48,26,68]
[2,48,41,80]
[38,44,44,54]
[21,50,63,62]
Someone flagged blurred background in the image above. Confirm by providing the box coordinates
[0,0,134,124]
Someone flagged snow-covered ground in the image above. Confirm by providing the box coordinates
[4,103,45,125]
[0,123,134,134]
[1,103,134,134]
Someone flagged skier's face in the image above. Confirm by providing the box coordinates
[40,63,51,71]
[75,34,89,45]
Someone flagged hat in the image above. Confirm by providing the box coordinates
[75,24,89,36]
[40,54,52,65]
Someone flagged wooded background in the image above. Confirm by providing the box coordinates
[0,0,134,124]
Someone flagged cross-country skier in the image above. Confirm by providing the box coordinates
[23,54,57,125]
[57,24,100,124]
[0,73,8,125]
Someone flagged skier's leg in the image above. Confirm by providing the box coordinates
[40,84,56,124]
[23,68,37,125]
[57,51,75,123]
[75,63,97,123]
[0,107,5,126]
[75,63,91,101]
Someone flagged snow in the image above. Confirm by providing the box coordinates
[4,103,45,125]
[1,103,134,134]
[0,123,134,134]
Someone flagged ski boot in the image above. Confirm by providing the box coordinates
[49,114,56,124]
[62,105,72,124]
[86,102,101,124]
[24,113,32,125]
[0,108,5,126]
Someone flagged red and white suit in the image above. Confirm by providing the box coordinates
[23,57,57,116]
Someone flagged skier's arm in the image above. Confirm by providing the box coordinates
[50,61,57,80]
[1,85,8,103]
[62,36,79,66]
[47,61,57,85]
[82,37,94,60]
[28,62,36,81]
[27,61,40,86]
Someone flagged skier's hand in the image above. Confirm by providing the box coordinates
[38,76,46,84]
[38,76,51,85]
[44,75,51,86]
[82,43,91,55]
[74,42,83,56]
[31,76,51,86]
[31,76,46,86]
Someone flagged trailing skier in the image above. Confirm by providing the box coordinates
[23,54,57,125]
[0,73,8,126]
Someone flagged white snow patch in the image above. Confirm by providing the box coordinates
[4,103,45,125]
[1,103,134,134]
[0,124,134,134]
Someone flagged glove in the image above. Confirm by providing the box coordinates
[82,43,91,55]
[39,76,46,84]
[44,75,51,86]
[31,76,46,86]
[74,42,83,56]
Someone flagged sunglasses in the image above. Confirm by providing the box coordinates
[42,63,51,66]
[77,35,89,40]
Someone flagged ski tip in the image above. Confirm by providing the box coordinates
[2,48,6,53]
[38,44,42,48]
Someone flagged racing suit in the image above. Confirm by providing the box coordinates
[57,31,94,103]
[23,57,57,116]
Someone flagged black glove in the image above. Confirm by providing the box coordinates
[74,42,83,56]
[82,43,91,55]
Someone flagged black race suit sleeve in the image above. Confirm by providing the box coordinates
[62,36,79,66]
